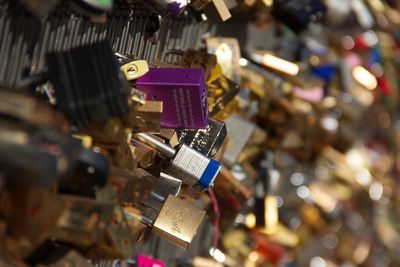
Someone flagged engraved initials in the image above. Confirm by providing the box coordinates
[165,209,184,234]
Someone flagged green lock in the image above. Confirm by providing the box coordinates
[80,0,113,12]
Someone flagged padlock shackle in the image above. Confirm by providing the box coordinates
[135,133,176,159]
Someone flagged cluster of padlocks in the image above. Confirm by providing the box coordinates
[1,0,400,266]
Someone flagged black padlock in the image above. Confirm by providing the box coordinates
[46,41,130,128]
[58,147,109,198]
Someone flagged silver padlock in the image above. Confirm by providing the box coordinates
[134,133,221,192]
[171,118,227,158]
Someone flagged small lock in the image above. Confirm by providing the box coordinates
[134,100,163,132]
[135,133,221,192]
[120,60,149,81]
[123,89,163,132]
[58,147,109,198]
[123,192,204,250]
[47,41,129,128]
[172,118,227,158]
[139,195,205,250]
[127,65,138,78]
[136,68,208,129]
[208,75,241,117]
[152,195,205,249]
[136,254,166,267]
[87,117,136,171]
[131,140,159,169]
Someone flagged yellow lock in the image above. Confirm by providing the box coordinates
[120,60,149,81]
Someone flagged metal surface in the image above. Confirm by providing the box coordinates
[0,1,218,265]
[135,133,176,158]
[151,172,182,201]
[152,195,206,250]
[168,144,212,186]
[135,100,163,132]
[174,117,227,158]
[136,67,208,129]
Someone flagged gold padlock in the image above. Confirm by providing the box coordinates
[134,100,163,132]
[152,195,206,250]
[120,60,149,81]
[49,195,113,248]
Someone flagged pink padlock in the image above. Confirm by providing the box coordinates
[137,254,166,267]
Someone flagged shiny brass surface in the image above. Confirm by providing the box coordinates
[152,195,205,249]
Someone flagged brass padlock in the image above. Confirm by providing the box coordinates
[151,195,206,249]
[49,195,113,248]
[171,118,227,159]
[120,60,149,81]
[131,139,159,169]
[133,100,163,133]
[86,205,135,259]
[177,49,218,80]
[0,89,69,132]
[2,187,64,260]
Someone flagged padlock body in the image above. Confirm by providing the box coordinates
[136,68,208,129]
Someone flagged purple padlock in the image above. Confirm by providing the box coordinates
[165,0,188,17]
[136,67,208,129]
[149,0,188,19]
[137,254,166,267]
